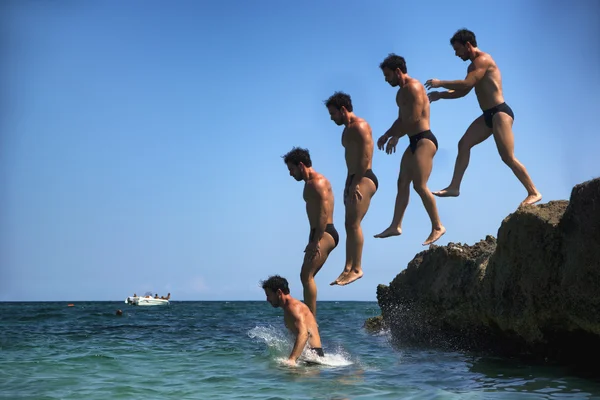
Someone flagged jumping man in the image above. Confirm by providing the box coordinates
[375,54,446,246]
[325,92,378,286]
[425,28,542,206]
[282,147,339,316]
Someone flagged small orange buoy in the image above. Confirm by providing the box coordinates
[67,304,74,307]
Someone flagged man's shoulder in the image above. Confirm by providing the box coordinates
[402,79,425,96]
[348,118,371,135]
[307,174,331,192]
[472,52,495,68]
[288,298,310,315]
[408,78,425,88]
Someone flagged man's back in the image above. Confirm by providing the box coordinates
[342,118,374,175]
[283,297,322,349]
[397,78,431,135]
[302,173,334,228]
[472,52,505,109]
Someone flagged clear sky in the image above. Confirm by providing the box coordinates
[1,0,598,301]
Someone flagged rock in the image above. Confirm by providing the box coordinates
[373,178,600,364]
[363,315,385,333]
[560,179,600,335]
[482,200,568,343]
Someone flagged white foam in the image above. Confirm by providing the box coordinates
[248,326,353,368]
[298,351,353,367]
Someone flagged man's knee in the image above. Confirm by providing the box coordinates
[458,137,471,153]
[412,181,428,196]
[499,151,516,166]
[345,217,360,232]
[397,174,411,190]
[300,268,313,283]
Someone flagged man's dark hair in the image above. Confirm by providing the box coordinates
[324,91,353,112]
[450,29,477,47]
[379,53,407,74]
[260,275,290,295]
[282,147,312,167]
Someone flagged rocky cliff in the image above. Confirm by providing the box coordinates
[368,178,600,364]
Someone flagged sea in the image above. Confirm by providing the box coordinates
[2,301,599,400]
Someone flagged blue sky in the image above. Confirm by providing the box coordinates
[1,0,598,301]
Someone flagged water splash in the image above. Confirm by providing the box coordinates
[248,326,353,367]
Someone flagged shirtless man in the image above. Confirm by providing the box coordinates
[375,54,446,246]
[282,147,339,317]
[425,29,542,206]
[325,92,378,286]
[261,275,325,366]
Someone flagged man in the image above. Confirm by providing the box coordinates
[375,54,446,246]
[325,92,378,287]
[282,147,339,317]
[425,28,542,206]
[261,275,325,366]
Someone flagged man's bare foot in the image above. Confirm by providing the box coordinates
[423,226,446,246]
[374,226,401,239]
[330,269,363,286]
[330,270,349,286]
[432,187,460,197]
[520,192,542,206]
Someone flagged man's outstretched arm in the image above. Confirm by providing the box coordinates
[426,57,487,92]
[288,311,309,362]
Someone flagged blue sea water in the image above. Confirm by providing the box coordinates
[1,301,599,400]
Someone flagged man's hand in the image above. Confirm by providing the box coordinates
[377,133,389,150]
[385,136,399,154]
[427,91,441,102]
[304,241,321,261]
[349,185,363,204]
[425,79,441,90]
[284,358,297,367]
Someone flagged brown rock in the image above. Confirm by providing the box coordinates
[482,200,568,342]
[560,178,600,334]
[363,315,386,333]
[372,178,600,363]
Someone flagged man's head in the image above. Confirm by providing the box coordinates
[450,29,478,61]
[282,147,312,182]
[379,53,407,87]
[260,275,290,308]
[325,91,353,126]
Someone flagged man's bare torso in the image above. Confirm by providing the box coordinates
[471,52,505,110]
[283,298,322,348]
[396,78,431,135]
[341,118,374,176]
[303,174,334,228]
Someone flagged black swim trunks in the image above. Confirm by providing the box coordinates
[344,169,379,198]
[310,347,325,357]
[408,130,438,154]
[309,224,339,248]
[482,102,514,129]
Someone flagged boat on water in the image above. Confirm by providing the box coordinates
[125,292,171,306]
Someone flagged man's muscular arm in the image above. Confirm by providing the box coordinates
[347,122,370,184]
[401,82,425,124]
[438,57,487,91]
[306,178,329,247]
[440,89,471,99]
[384,108,405,139]
[288,306,310,362]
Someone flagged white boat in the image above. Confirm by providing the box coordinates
[125,292,170,306]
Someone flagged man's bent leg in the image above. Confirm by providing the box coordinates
[413,139,446,245]
[434,116,492,197]
[375,147,412,239]
[331,177,377,287]
[301,233,336,316]
[492,113,542,206]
